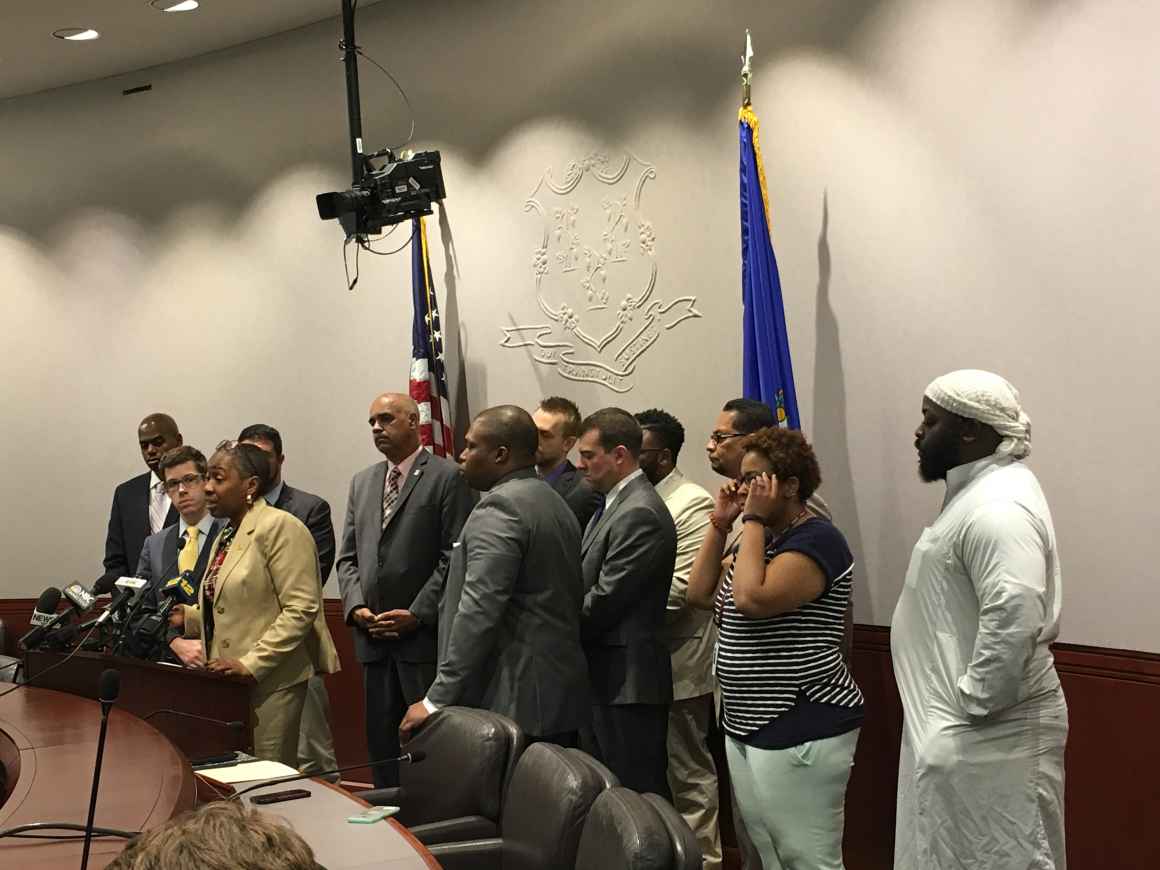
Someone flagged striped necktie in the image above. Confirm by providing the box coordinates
[149,480,168,534]
[382,466,402,530]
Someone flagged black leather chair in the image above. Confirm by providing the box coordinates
[565,747,620,790]
[357,707,526,845]
[575,787,673,870]
[643,793,703,870]
[428,742,606,870]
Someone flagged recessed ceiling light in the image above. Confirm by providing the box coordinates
[52,28,100,41]
[149,0,200,11]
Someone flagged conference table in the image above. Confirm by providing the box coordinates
[0,682,437,869]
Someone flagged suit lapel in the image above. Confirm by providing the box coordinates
[161,526,179,577]
[581,474,644,554]
[382,451,429,533]
[212,509,258,603]
[192,521,222,581]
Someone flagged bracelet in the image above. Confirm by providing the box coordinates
[708,513,732,533]
[741,513,767,526]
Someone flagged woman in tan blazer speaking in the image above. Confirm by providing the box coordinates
[173,440,340,766]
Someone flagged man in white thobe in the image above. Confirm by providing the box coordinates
[892,370,1068,870]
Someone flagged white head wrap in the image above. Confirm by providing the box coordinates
[924,369,1031,460]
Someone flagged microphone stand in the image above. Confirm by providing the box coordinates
[80,669,119,870]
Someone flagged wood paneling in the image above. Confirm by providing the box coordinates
[5,600,1159,869]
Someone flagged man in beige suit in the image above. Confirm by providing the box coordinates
[637,409,722,870]
[176,442,340,767]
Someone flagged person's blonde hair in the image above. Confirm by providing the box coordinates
[106,801,319,870]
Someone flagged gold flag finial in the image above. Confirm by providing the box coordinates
[741,29,754,106]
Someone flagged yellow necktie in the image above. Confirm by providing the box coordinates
[178,526,200,575]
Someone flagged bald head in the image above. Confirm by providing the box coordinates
[138,413,182,475]
[368,392,421,462]
[459,405,538,491]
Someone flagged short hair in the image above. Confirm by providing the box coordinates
[580,407,642,457]
[105,801,318,870]
[238,424,283,457]
[214,440,275,497]
[158,446,208,478]
[476,405,539,459]
[738,427,822,500]
[722,398,776,434]
[537,396,583,438]
[635,408,685,461]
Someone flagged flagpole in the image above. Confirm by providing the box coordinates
[741,29,753,108]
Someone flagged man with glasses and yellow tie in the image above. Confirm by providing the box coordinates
[134,445,222,666]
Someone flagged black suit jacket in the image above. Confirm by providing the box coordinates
[547,460,604,532]
[336,451,476,665]
[272,483,336,584]
[580,474,677,706]
[103,471,178,579]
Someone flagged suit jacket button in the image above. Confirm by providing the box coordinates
[216,607,225,615]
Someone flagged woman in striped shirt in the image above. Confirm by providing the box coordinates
[687,427,862,870]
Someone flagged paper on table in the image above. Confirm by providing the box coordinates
[198,760,299,784]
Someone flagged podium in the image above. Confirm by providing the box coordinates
[23,650,252,761]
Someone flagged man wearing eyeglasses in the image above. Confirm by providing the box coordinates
[133,445,222,666]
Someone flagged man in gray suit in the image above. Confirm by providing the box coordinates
[239,423,338,777]
[337,393,476,787]
[576,407,677,798]
[399,405,590,745]
[131,445,221,666]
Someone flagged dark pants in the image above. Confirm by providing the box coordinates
[528,730,580,749]
[363,657,435,788]
[583,703,671,799]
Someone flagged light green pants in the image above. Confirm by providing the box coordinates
[725,728,860,870]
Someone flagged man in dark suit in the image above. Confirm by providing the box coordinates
[533,396,603,530]
[239,424,338,776]
[336,393,476,786]
[577,407,677,797]
[399,406,590,745]
[131,445,222,666]
[101,413,182,589]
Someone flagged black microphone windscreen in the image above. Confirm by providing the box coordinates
[99,668,120,704]
[407,750,427,764]
[92,573,119,595]
[35,587,62,612]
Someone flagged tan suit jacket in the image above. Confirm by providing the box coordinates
[185,499,340,697]
[655,468,717,701]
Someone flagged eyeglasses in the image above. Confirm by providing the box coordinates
[708,431,744,446]
[163,473,204,492]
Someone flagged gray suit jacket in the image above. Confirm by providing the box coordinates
[336,450,476,665]
[272,483,336,584]
[580,473,677,706]
[428,467,591,737]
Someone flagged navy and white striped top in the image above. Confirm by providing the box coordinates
[714,517,863,740]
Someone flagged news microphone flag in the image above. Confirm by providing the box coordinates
[409,216,454,457]
[739,102,800,430]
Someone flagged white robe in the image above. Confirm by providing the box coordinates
[891,456,1068,870]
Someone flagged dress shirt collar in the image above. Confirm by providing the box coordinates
[604,467,645,513]
[388,444,425,482]
[265,479,285,507]
[542,459,572,485]
[943,454,1010,507]
[652,466,686,501]
[178,512,215,539]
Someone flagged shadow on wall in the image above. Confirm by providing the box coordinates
[810,192,868,608]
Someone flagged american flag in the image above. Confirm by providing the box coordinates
[409,216,454,457]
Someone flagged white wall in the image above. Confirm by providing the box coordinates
[1,0,1156,651]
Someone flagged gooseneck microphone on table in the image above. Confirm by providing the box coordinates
[227,750,427,801]
[80,668,120,870]
[142,708,246,730]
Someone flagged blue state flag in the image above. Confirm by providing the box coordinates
[739,104,800,430]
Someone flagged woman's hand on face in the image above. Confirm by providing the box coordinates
[743,473,780,521]
[713,479,745,525]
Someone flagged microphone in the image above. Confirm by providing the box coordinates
[92,586,136,627]
[142,709,245,730]
[18,588,66,650]
[227,750,427,801]
[80,669,120,870]
[63,582,98,613]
